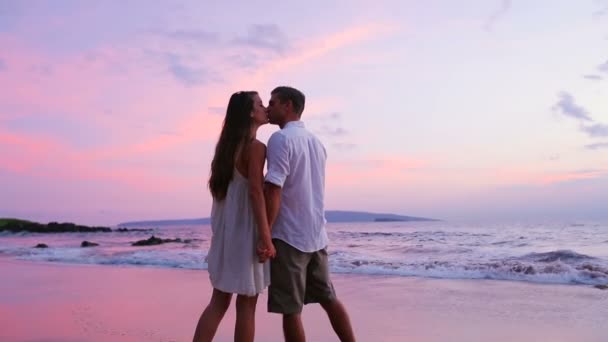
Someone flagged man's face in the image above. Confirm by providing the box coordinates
[267,94,285,125]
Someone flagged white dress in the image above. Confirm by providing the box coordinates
[206,169,271,296]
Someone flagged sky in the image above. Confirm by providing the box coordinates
[1,0,607,225]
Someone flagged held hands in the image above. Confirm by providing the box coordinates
[256,239,276,263]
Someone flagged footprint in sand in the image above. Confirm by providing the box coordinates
[71,304,175,341]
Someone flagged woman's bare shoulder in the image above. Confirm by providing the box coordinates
[248,139,267,154]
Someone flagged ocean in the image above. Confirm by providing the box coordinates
[1,220,607,287]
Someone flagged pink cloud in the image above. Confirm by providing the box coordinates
[0,129,192,193]
[537,170,607,185]
[1,20,397,152]
[0,34,109,119]
[0,130,59,172]
[1,34,218,153]
[107,23,398,156]
[0,21,402,206]
[270,23,398,70]
[326,155,428,186]
[492,167,608,186]
[231,22,400,88]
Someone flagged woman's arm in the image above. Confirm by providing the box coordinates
[247,140,276,261]
[264,183,282,228]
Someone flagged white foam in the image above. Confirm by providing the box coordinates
[328,257,608,285]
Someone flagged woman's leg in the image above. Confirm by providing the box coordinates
[193,289,233,342]
[234,294,258,342]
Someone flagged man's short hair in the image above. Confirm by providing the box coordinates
[271,86,305,116]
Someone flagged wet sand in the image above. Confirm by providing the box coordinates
[1,259,606,342]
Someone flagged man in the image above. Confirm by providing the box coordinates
[262,86,356,342]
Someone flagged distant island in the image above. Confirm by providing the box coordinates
[119,210,438,227]
[0,218,112,233]
[0,211,438,233]
[374,218,407,222]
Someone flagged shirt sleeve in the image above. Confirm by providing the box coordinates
[265,132,290,187]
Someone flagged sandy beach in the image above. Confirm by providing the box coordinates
[1,259,606,342]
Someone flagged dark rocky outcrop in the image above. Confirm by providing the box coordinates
[34,243,48,248]
[81,241,99,247]
[0,218,111,233]
[131,235,188,246]
[115,227,154,232]
[595,284,608,290]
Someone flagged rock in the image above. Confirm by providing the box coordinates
[512,265,536,275]
[132,236,163,246]
[131,235,182,246]
[81,241,99,247]
[594,284,608,290]
[34,243,48,248]
[115,227,153,232]
[46,222,112,233]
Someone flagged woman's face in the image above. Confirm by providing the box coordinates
[250,94,269,126]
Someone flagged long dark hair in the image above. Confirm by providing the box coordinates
[208,91,257,200]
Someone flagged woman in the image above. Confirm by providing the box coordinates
[193,91,276,342]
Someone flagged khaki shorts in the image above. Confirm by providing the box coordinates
[268,239,337,314]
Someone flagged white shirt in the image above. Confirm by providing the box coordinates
[265,121,329,252]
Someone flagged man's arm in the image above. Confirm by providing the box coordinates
[247,141,275,261]
[264,132,290,229]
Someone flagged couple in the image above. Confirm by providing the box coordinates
[193,86,356,342]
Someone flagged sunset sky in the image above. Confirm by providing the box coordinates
[1,1,607,225]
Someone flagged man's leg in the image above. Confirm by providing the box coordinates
[320,299,355,342]
[305,249,356,342]
[268,239,309,342]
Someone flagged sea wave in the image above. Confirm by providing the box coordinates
[334,230,493,239]
[518,250,595,263]
[329,249,608,285]
[8,246,208,270]
[2,246,604,286]
[3,220,608,288]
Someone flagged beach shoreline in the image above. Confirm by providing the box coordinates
[1,258,606,342]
